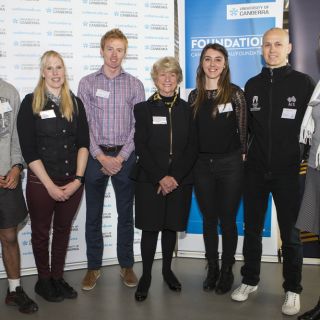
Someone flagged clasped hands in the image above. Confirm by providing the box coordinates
[157,176,179,196]
[46,179,82,202]
[98,154,124,176]
[0,166,21,189]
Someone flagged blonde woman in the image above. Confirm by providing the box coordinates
[17,50,89,303]
[132,57,196,301]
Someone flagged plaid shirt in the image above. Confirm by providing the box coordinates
[78,67,145,160]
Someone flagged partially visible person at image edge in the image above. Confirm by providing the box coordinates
[0,78,38,313]
[296,36,320,319]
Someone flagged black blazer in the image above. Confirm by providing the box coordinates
[132,94,197,185]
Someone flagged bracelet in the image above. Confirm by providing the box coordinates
[74,175,85,184]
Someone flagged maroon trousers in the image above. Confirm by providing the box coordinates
[26,172,83,279]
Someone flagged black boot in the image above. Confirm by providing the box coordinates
[215,265,234,294]
[298,298,320,320]
[203,260,220,291]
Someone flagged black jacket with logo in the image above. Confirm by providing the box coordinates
[245,65,314,175]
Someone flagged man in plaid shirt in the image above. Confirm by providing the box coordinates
[78,28,145,291]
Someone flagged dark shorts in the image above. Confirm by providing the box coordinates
[0,181,28,229]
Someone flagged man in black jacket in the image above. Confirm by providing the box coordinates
[231,28,315,316]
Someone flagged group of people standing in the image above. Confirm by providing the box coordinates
[0,26,319,320]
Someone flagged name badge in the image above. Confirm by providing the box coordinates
[0,101,12,113]
[218,102,233,113]
[281,108,297,119]
[40,110,56,119]
[153,116,167,125]
[96,89,110,99]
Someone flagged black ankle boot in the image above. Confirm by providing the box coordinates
[298,298,320,320]
[135,275,151,302]
[215,265,234,294]
[203,260,220,291]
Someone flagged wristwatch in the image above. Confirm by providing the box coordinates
[74,175,85,184]
[12,163,24,171]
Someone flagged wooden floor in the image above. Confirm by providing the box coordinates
[0,258,319,320]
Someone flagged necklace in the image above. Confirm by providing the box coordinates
[153,91,178,109]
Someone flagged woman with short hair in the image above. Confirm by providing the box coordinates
[132,56,196,301]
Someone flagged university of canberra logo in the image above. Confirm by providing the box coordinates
[227,2,277,20]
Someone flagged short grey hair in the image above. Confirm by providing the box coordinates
[151,56,183,84]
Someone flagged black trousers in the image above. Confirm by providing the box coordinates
[241,169,303,293]
[194,151,244,266]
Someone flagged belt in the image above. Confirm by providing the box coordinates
[99,145,123,153]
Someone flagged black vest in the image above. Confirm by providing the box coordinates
[35,96,78,179]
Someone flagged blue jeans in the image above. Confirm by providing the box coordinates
[85,152,135,269]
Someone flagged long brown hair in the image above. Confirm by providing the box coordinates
[192,43,233,117]
[32,50,74,121]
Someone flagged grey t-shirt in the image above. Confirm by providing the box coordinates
[0,79,24,176]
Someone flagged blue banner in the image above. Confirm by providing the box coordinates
[185,0,280,89]
[185,0,282,237]
[187,192,272,237]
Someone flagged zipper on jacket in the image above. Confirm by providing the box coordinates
[163,94,177,158]
[168,106,173,156]
[267,68,273,174]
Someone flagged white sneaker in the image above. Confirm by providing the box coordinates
[231,284,258,301]
[282,291,300,315]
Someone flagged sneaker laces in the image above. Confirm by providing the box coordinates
[284,292,297,305]
[284,293,289,304]
[239,284,250,294]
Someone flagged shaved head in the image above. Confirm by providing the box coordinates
[262,28,292,68]
[263,28,290,44]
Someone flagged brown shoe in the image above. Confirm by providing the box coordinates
[82,270,101,291]
[120,268,138,287]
